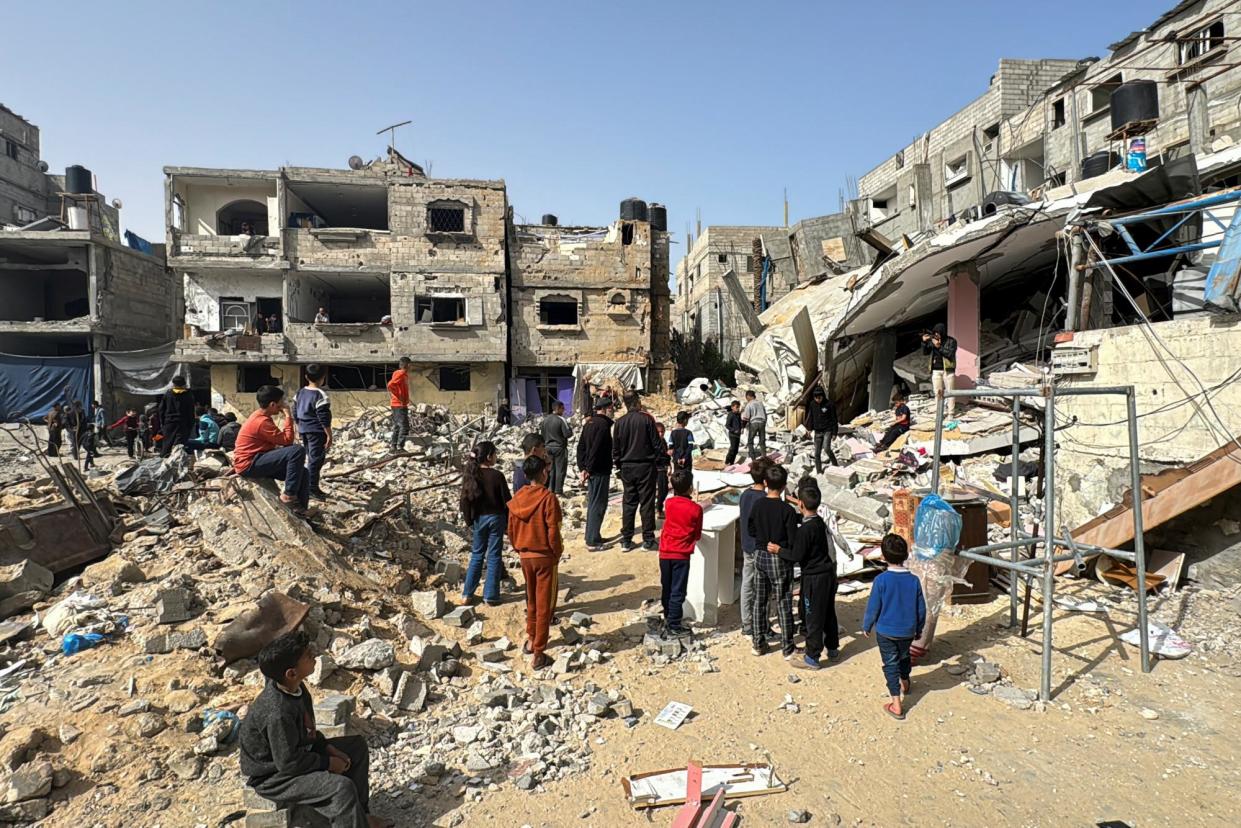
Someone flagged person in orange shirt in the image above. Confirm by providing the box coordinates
[233,385,310,515]
[507,455,563,670]
[387,357,411,452]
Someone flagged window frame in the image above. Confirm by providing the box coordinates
[438,365,471,391]
[1179,19,1226,66]
[426,199,471,236]
[3,140,17,161]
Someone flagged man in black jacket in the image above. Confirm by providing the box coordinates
[158,375,197,457]
[803,386,839,472]
[724,400,743,465]
[612,391,664,551]
[576,398,615,551]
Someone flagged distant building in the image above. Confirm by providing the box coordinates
[0,103,174,423]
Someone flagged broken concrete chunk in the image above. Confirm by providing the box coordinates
[80,556,146,589]
[0,561,53,602]
[475,646,505,664]
[586,692,611,716]
[411,590,446,620]
[143,628,206,654]
[992,685,1034,710]
[313,694,355,726]
[156,588,192,625]
[443,605,474,628]
[393,673,427,712]
[338,639,396,671]
[561,626,582,645]
[569,612,593,629]
[465,620,485,645]
[610,699,634,718]
[2,760,52,803]
[308,654,336,686]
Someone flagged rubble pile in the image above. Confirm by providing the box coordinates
[0,404,605,826]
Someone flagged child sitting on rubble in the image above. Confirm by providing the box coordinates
[459,440,511,607]
[748,464,801,659]
[658,469,703,637]
[239,630,393,828]
[861,534,927,720]
[777,486,838,670]
[507,454,563,670]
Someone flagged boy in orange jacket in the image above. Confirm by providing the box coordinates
[387,357,411,451]
[507,454,563,670]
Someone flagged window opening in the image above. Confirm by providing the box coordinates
[416,295,465,324]
[439,365,471,391]
[539,298,579,326]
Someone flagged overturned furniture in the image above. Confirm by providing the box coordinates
[929,382,1152,701]
[0,462,117,574]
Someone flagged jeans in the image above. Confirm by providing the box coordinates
[463,513,505,602]
[740,550,758,635]
[585,472,610,546]
[746,421,767,458]
[619,463,657,545]
[660,559,690,629]
[655,464,669,514]
[252,734,370,828]
[877,634,913,697]
[813,431,839,471]
[725,432,742,465]
[802,570,839,661]
[390,407,409,450]
[547,447,568,495]
[241,444,309,509]
[302,431,328,494]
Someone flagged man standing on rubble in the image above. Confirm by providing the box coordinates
[724,400,744,465]
[742,390,768,459]
[387,357,411,452]
[577,398,615,551]
[612,391,663,552]
[922,323,958,416]
[233,385,310,516]
[804,386,839,472]
[158,375,196,457]
[541,399,572,496]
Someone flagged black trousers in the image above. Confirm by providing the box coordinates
[725,432,741,465]
[660,558,690,629]
[124,429,138,458]
[802,570,839,661]
[252,734,369,828]
[302,431,327,494]
[160,422,192,457]
[389,407,409,450]
[585,472,610,546]
[876,425,906,451]
[619,462,657,545]
[655,464,669,514]
[813,431,839,471]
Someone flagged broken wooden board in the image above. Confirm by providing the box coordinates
[1064,440,1241,574]
[1095,548,1185,593]
[623,763,786,810]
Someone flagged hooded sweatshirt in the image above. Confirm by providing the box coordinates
[506,482,563,559]
[159,386,195,425]
[387,368,409,408]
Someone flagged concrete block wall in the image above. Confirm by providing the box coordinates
[1055,315,1241,527]
[94,242,176,348]
[176,234,279,259]
[0,104,52,224]
[183,270,285,332]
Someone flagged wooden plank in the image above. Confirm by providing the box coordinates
[1072,444,1241,550]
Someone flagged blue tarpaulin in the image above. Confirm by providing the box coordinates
[0,353,92,422]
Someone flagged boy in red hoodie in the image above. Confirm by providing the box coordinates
[507,454,563,670]
[659,469,703,637]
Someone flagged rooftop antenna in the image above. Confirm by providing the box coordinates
[377,119,412,153]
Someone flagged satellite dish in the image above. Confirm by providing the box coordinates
[112,199,123,209]
[36,160,49,172]
[348,155,364,170]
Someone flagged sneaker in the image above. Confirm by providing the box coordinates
[310,489,330,500]
[792,655,822,670]
[782,649,799,661]
[620,541,637,552]
[642,540,659,552]
[484,598,502,607]
[750,643,767,656]
[585,544,604,552]
[827,649,840,660]
[666,625,691,638]
[764,631,782,645]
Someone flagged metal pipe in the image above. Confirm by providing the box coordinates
[1009,394,1021,628]
[1040,382,1057,701]
[1055,386,1144,397]
[1067,231,1085,331]
[1127,388,1151,674]
[940,388,1044,398]
[1059,527,1087,575]
[931,391,946,494]
[1100,240,1220,267]
[963,537,1038,555]
[1103,186,1241,223]
[955,550,1044,574]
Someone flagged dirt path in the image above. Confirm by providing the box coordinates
[427,511,1241,827]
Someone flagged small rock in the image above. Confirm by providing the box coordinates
[561,626,582,645]
[308,653,337,686]
[973,663,1001,684]
[57,724,81,746]
[515,774,536,791]
[465,621,485,645]
[569,612,593,628]
[1140,708,1160,720]
[444,605,475,628]
[119,699,151,717]
[128,712,167,739]
[787,809,811,824]
[3,760,52,803]
[452,725,482,745]
[476,646,505,664]
[393,673,427,712]
[586,692,611,716]
[411,590,446,620]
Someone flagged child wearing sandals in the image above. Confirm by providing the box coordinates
[861,534,926,720]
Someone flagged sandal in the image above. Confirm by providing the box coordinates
[522,640,533,655]
[883,702,905,721]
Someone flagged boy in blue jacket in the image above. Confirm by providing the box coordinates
[862,534,926,720]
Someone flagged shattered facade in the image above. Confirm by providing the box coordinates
[509,212,672,409]
[0,104,174,421]
[167,160,508,416]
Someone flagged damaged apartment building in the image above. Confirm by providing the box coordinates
[169,152,670,416]
[739,0,1241,577]
[0,103,175,422]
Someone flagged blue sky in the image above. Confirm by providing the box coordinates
[2,0,1172,246]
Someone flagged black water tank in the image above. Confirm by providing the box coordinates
[620,197,648,222]
[65,165,93,194]
[1081,150,1120,179]
[1111,80,1159,132]
[648,203,668,231]
[541,214,558,226]
[982,191,1032,215]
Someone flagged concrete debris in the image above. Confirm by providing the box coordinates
[443,605,475,628]
[337,639,396,671]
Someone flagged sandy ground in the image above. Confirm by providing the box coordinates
[415,511,1241,828]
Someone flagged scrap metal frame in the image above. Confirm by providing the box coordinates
[929,382,1151,701]
[1090,187,1241,267]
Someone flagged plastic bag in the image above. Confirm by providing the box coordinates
[912,493,962,560]
[62,632,105,656]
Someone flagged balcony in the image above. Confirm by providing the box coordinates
[173,233,280,263]
[174,330,288,364]
[284,228,392,271]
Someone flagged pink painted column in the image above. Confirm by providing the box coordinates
[947,266,980,388]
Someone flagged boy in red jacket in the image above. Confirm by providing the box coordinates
[659,469,703,637]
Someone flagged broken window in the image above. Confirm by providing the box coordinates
[539,297,579,326]
[717,253,728,264]
[1091,74,1123,113]
[4,140,17,161]
[318,363,395,391]
[982,123,1000,155]
[1048,171,1067,188]
[621,223,635,245]
[1052,98,1066,129]
[1180,19,1225,64]
[895,150,905,169]
[907,183,917,209]
[429,205,465,233]
[945,155,969,186]
[416,295,466,324]
[439,365,471,391]
[237,365,278,393]
[13,205,36,224]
